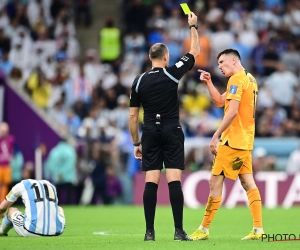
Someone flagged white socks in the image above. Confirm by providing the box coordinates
[199,225,209,233]
[253,227,264,234]
[1,215,13,234]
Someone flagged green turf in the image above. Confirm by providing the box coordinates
[1,206,299,250]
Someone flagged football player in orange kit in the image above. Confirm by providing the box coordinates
[190,49,264,241]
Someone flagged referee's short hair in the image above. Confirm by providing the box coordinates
[217,48,241,61]
[149,43,168,60]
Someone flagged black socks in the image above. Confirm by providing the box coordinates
[143,181,184,231]
[143,182,158,231]
[168,181,183,230]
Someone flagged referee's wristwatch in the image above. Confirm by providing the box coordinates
[133,142,141,147]
[189,24,198,30]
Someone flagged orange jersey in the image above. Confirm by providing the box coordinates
[220,70,258,150]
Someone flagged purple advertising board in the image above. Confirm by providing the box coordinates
[134,171,300,208]
[3,80,61,162]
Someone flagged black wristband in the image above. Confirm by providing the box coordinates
[133,142,141,146]
[189,24,198,30]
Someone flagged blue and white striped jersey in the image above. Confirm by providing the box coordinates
[6,179,65,236]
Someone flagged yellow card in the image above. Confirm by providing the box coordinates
[180,3,191,15]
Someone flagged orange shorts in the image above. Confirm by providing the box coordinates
[0,166,12,184]
[211,144,252,180]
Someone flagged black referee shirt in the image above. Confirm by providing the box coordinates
[130,53,195,124]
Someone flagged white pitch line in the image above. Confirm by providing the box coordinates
[92,232,145,236]
[93,232,109,235]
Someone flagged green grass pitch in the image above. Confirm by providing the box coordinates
[1,206,299,250]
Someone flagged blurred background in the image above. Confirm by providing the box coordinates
[0,0,300,207]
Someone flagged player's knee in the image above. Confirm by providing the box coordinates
[58,206,65,215]
[7,207,19,219]
[239,175,256,191]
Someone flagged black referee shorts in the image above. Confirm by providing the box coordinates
[141,123,185,171]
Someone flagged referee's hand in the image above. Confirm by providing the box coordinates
[188,12,197,26]
[134,145,142,161]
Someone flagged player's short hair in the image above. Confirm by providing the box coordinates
[149,43,168,60]
[217,49,241,61]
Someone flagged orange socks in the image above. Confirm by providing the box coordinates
[201,196,222,228]
[247,188,262,228]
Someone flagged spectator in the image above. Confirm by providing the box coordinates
[252,147,276,172]
[78,108,99,139]
[265,62,299,117]
[8,67,25,89]
[9,144,24,190]
[0,51,14,75]
[123,45,147,74]
[101,64,118,90]
[110,95,129,130]
[9,41,32,79]
[262,42,280,76]
[182,81,210,116]
[209,22,234,60]
[166,7,182,35]
[147,19,165,47]
[61,109,82,137]
[105,165,123,204]
[230,33,251,67]
[283,1,300,36]
[239,23,259,50]
[205,0,223,25]
[99,18,121,64]
[44,138,77,204]
[0,27,10,53]
[183,23,211,71]
[120,60,139,88]
[25,67,51,109]
[286,145,300,173]
[54,15,76,39]
[83,49,104,87]
[90,147,110,205]
[251,33,268,76]
[73,64,92,104]
[48,100,66,124]
[281,41,300,77]
[251,1,275,32]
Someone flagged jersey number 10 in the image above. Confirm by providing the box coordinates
[31,183,56,203]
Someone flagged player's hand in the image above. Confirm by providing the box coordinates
[188,12,197,26]
[134,145,142,161]
[209,134,219,156]
[198,69,212,84]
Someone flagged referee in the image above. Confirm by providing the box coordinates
[129,12,200,241]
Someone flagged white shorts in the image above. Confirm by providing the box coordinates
[11,210,66,237]
[11,211,39,237]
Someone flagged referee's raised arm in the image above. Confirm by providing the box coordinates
[188,12,200,59]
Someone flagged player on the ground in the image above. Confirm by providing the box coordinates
[0,179,65,236]
[190,49,265,240]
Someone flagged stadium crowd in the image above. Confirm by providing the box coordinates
[1,0,300,204]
